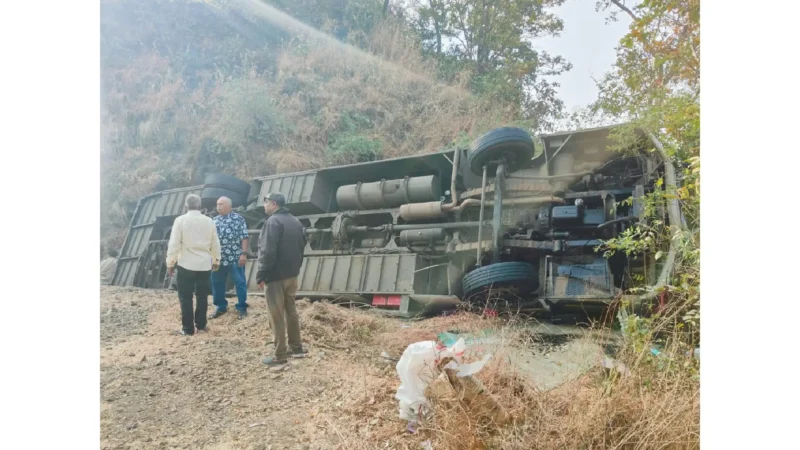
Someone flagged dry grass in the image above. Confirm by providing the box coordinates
[101,20,523,248]
[306,306,700,450]
[297,300,392,348]
[269,21,519,161]
[424,321,698,450]
[100,287,698,450]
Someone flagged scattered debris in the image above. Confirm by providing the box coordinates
[249,422,266,428]
[394,338,499,424]
[420,440,433,450]
[315,342,349,351]
[102,287,631,449]
[601,356,631,377]
[380,351,399,362]
[395,339,464,421]
[528,332,574,354]
[437,330,497,348]
[425,356,510,426]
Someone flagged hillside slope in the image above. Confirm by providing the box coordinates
[100,0,525,249]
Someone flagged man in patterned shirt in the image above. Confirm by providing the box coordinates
[209,196,251,320]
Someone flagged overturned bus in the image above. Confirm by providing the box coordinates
[112,125,663,317]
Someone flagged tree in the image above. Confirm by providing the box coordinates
[594,0,699,114]
[268,0,387,40]
[404,0,572,131]
[413,0,449,55]
[592,0,700,330]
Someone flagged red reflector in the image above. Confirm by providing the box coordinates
[372,295,402,307]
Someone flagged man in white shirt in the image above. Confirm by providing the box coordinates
[166,194,221,336]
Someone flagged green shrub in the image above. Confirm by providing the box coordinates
[326,133,384,164]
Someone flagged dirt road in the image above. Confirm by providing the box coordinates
[100,287,609,450]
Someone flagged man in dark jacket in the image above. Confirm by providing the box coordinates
[256,192,308,366]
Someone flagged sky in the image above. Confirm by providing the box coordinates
[535,0,638,113]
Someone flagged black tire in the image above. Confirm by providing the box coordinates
[203,173,251,196]
[468,127,536,176]
[200,187,247,208]
[461,262,538,296]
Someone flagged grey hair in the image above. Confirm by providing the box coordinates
[218,196,232,206]
[185,194,202,210]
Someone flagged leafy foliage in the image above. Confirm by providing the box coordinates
[592,0,700,335]
[326,133,384,163]
[403,0,572,130]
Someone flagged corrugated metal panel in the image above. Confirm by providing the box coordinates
[255,172,330,214]
[114,258,140,287]
[113,186,203,286]
[133,187,203,226]
[122,226,154,258]
[244,260,259,291]
[299,254,417,293]
[243,254,419,294]
[259,174,311,205]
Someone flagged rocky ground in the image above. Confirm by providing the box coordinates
[100,287,613,450]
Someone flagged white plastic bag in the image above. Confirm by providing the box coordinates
[454,353,493,377]
[394,338,492,421]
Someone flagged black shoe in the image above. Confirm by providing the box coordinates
[209,310,227,319]
[238,310,248,320]
[196,327,208,334]
[291,348,309,359]
[262,356,288,366]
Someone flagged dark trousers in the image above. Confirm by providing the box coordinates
[176,265,211,334]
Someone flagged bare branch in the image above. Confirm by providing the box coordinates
[636,130,684,302]
[690,43,700,65]
[611,0,639,21]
